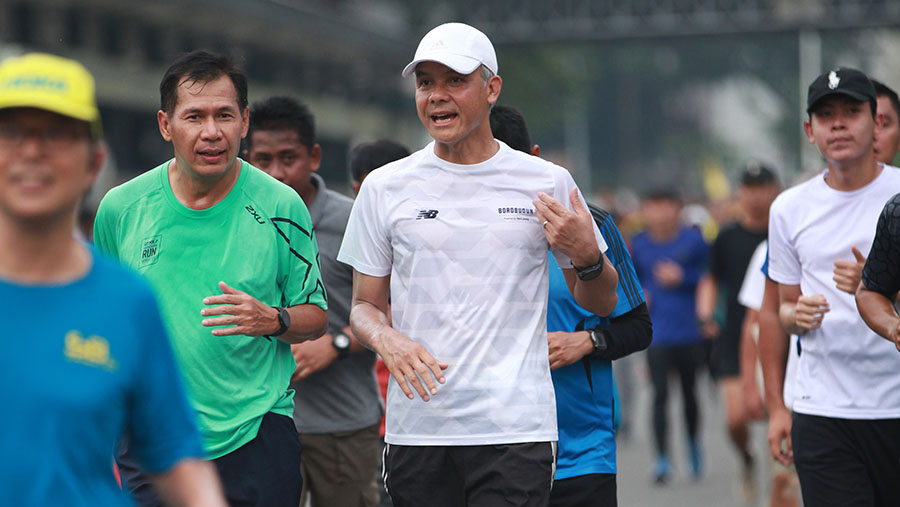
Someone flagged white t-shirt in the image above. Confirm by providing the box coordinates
[767,165,900,419]
[337,141,607,446]
[737,240,799,408]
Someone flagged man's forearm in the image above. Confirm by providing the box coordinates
[591,303,652,361]
[856,285,900,343]
[777,301,804,336]
[349,300,396,355]
[760,308,790,412]
[278,304,328,344]
[571,254,619,316]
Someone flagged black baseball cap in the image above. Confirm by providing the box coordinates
[807,67,877,115]
[739,161,778,186]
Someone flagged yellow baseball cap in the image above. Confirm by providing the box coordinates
[0,53,101,139]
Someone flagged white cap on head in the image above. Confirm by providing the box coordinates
[401,22,498,78]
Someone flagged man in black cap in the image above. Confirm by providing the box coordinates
[697,161,779,502]
[762,67,900,506]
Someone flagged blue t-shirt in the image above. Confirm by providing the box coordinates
[548,211,645,479]
[0,249,203,506]
[631,226,708,347]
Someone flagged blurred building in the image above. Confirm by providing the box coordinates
[0,0,426,198]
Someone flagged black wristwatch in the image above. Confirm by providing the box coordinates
[271,306,291,337]
[588,328,608,355]
[332,333,351,359]
[574,255,605,281]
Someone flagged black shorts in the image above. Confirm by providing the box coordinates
[118,411,302,507]
[550,473,616,507]
[792,412,900,507]
[383,442,555,507]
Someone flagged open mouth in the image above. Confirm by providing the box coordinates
[198,149,226,161]
[431,112,457,125]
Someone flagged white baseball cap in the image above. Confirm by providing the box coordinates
[401,22,498,78]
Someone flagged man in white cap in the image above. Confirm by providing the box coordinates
[338,23,619,506]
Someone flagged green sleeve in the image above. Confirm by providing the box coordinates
[273,199,327,311]
[93,197,119,258]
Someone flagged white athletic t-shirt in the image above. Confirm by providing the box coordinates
[337,140,607,446]
[768,166,900,419]
[737,240,799,408]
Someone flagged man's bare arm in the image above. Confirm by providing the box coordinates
[759,278,793,466]
[200,281,327,344]
[856,283,900,351]
[349,270,447,401]
[151,459,227,507]
[778,283,828,336]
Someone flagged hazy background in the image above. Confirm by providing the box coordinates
[3,0,899,202]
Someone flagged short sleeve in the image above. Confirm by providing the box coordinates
[273,199,328,310]
[550,170,607,268]
[93,197,119,258]
[767,197,802,286]
[126,289,204,472]
[337,176,393,277]
[595,209,645,318]
[737,240,767,311]
[861,194,900,298]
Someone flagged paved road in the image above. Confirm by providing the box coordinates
[613,351,786,507]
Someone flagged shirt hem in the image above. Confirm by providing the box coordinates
[793,403,900,420]
[384,432,558,446]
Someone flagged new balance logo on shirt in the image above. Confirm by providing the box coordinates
[416,209,439,220]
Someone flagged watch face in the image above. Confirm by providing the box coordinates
[280,307,291,328]
[333,334,350,349]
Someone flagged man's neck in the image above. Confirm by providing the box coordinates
[168,158,241,210]
[0,213,90,284]
[433,133,499,165]
[824,152,882,191]
[648,223,679,242]
[739,212,768,233]
[299,175,319,208]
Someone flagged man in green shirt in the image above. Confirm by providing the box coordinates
[94,50,328,506]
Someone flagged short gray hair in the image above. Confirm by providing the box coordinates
[480,65,495,84]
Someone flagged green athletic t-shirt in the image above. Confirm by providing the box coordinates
[93,159,327,458]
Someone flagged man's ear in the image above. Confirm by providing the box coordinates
[531,144,541,157]
[158,110,172,142]
[803,120,815,144]
[84,141,108,192]
[310,144,322,172]
[486,75,502,105]
[240,106,249,139]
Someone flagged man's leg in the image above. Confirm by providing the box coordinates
[460,442,555,507]
[549,473,616,507]
[849,418,900,506]
[673,344,702,479]
[214,412,303,507]
[298,423,381,507]
[720,377,755,498]
[646,346,672,482]
[383,445,462,507]
[792,413,873,507]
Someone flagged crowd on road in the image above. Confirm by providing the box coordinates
[2,19,900,507]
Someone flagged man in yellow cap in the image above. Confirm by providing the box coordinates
[0,53,226,506]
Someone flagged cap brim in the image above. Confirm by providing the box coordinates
[806,89,871,113]
[402,53,483,78]
[0,95,101,138]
